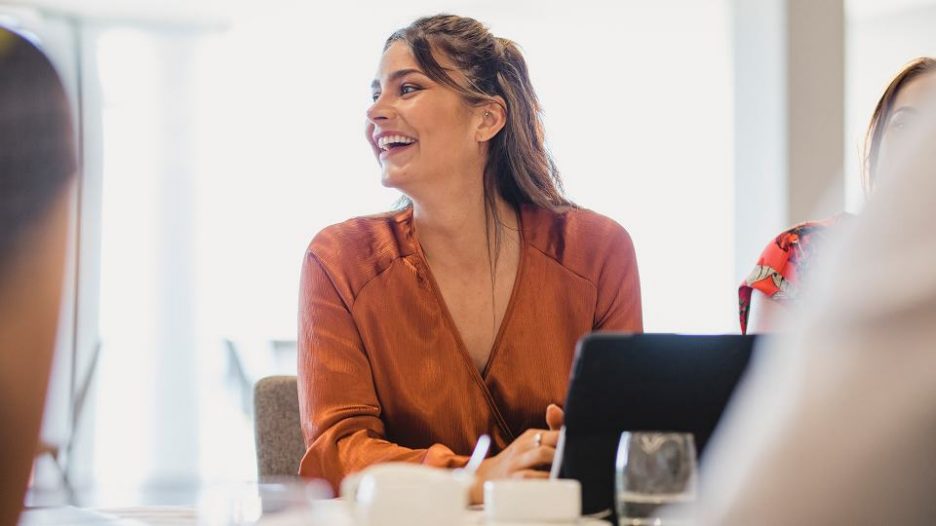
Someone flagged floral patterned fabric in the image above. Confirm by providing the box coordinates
[738,216,846,334]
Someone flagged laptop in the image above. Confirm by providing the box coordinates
[557,333,758,518]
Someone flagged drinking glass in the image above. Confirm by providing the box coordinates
[615,432,697,526]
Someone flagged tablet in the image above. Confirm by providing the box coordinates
[558,333,758,518]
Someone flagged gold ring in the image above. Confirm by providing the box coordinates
[534,432,543,448]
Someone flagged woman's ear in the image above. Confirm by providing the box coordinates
[476,98,507,143]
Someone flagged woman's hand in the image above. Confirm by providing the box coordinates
[469,428,559,504]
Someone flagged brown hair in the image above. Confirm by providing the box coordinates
[863,57,936,192]
[385,15,572,222]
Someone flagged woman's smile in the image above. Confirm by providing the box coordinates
[372,131,419,162]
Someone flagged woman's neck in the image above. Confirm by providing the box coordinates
[410,182,517,269]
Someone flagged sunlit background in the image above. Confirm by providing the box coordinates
[2,0,934,505]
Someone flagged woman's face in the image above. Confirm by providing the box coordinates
[366,41,484,195]
[877,71,936,178]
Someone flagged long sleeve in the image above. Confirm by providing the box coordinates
[593,224,643,332]
[296,251,469,493]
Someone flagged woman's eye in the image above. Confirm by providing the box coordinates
[401,84,420,95]
[371,92,381,102]
[889,110,921,133]
[891,116,915,133]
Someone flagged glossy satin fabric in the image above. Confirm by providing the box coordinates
[297,204,642,491]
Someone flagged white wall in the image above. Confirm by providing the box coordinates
[731,0,846,285]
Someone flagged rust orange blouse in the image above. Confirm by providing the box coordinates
[297,204,643,491]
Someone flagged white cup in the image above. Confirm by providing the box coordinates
[484,479,581,523]
[340,463,468,526]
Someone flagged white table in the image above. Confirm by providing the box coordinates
[20,501,611,525]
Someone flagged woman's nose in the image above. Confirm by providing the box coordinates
[366,97,393,123]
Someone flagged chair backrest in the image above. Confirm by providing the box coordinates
[253,375,305,480]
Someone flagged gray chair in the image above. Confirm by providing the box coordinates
[253,375,306,480]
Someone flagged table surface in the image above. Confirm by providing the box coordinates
[20,501,613,525]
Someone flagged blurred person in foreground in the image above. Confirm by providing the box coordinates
[739,57,936,334]
[0,27,77,526]
[695,73,936,524]
[297,14,642,503]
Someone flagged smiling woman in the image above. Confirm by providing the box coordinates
[296,14,643,504]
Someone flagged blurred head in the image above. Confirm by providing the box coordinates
[366,14,568,214]
[0,26,76,526]
[863,57,936,191]
[0,28,76,274]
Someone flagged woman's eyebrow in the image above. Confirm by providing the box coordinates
[883,106,918,129]
[889,106,919,121]
[371,68,426,91]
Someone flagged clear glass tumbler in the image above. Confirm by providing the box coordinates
[615,432,697,526]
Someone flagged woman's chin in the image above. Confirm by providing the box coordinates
[380,170,409,190]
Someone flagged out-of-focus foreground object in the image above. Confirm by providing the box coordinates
[0,25,77,526]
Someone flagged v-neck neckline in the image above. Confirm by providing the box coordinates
[411,208,526,377]
[406,206,527,441]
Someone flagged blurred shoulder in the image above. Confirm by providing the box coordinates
[744,213,851,299]
[759,213,850,267]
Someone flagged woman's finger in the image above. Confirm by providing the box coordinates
[539,430,560,448]
[524,429,560,449]
[519,445,556,469]
[546,404,564,431]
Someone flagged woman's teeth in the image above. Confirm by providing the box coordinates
[378,135,417,151]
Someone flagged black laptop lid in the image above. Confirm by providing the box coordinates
[559,333,758,517]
